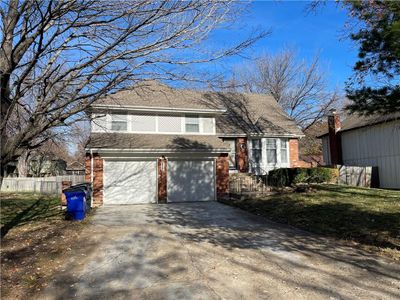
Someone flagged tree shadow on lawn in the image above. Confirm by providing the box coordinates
[223,194,400,250]
[1,196,62,238]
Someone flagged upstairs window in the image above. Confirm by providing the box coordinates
[185,115,199,133]
[280,139,288,164]
[111,114,127,131]
[266,138,277,164]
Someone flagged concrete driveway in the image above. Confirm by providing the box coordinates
[42,202,400,299]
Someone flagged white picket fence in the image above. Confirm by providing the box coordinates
[1,175,85,194]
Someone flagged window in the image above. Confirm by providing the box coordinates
[251,139,262,163]
[266,138,277,164]
[185,115,199,132]
[280,139,288,164]
[111,114,127,131]
[225,139,236,169]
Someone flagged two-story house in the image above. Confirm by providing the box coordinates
[85,81,303,206]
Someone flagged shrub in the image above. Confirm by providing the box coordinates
[268,167,336,186]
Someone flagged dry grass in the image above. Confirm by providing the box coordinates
[222,184,400,260]
[0,192,92,299]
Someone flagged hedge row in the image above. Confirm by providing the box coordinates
[268,167,337,187]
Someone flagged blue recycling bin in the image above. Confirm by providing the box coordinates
[64,188,87,221]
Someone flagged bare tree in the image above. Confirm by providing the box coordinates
[222,49,341,129]
[0,0,268,181]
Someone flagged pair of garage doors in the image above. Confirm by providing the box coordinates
[103,160,215,204]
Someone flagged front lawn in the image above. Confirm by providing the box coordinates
[0,192,92,299]
[222,184,400,259]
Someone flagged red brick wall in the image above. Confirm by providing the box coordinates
[85,152,104,206]
[157,157,167,203]
[328,113,342,165]
[216,154,229,199]
[235,137,249,173]
[289,139,300,167]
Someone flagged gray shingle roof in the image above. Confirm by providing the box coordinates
[317,112,400,137]
[95,81,303,137]
[87,133,230,151]
[212,92,303,136]
[96,80,224,110]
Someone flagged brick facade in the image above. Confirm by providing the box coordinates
[85,152,104,206]
[289,138,300,167]
[216,154,230,199]
[235,137,249,173]
[157,157,167,203]
[328,111,342,165]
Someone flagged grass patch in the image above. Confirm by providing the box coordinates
[1,192,92,299]
[1,192,63,238]
[222,184,400,258]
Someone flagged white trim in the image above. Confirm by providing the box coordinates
[213,118,216,135]
[155,115,159,133]
[92,104,226,114]
[218,133,303,138]
[86,148,230,154]
[100,129,216,135]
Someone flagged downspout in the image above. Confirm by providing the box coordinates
[90,149,94,208]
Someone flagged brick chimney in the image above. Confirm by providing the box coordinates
[328,109,342,165]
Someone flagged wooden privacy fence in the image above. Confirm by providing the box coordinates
[337,165,379,188]
[1,175,85,194]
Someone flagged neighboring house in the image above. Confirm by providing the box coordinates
[299,122,328,167]
[318,110,400,189]
[28,156,67,177]
[66,161,85,175]
[85,81,303,206]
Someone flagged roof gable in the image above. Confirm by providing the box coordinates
[94,81,303,136]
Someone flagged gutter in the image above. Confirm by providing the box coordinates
[218,133,305,138]
[85,148,230,153]
[91,104,226,114]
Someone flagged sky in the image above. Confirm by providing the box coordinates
[205,1,359,92]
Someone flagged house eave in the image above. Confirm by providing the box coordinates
[218,133,304,138]
[91,104,226,114]
[85,148,230,154]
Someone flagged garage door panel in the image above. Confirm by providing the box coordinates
[168,160,215,202]
[104,160,157,204]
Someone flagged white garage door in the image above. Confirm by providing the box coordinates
[168,160,215,202]
[104,160,157,204]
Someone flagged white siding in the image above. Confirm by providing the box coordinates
[92,114,108,132]
[202,117,214,133]
[92,112,216,135]
[131,114,156,132]
[341,120,400,189]
[158,114,182,132]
